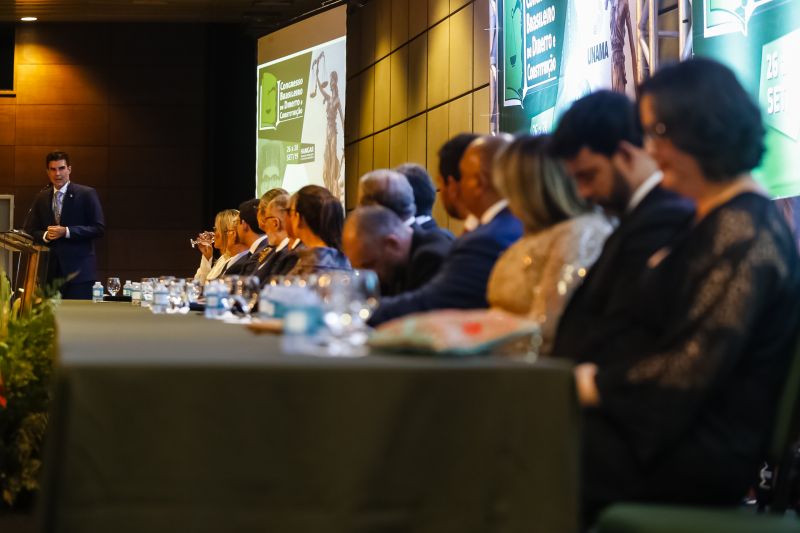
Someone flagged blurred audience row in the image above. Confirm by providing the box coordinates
[193,58,800,524]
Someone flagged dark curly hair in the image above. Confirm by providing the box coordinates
[639,58,765,182]
[550,90,642,159]
[294,185,344,250]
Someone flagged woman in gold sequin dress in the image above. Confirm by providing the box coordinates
[487,134,613,355]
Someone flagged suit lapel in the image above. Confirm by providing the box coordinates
[58,186,75,225]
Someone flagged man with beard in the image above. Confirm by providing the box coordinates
[549,90,694,363]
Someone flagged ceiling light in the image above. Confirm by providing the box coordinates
[20,17,37,22]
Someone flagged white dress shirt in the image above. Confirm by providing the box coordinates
[479,199,509,225]
[627,171,663,213]
[43,182,71,242]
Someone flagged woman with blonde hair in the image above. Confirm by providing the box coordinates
[487,134,613,354]
[194,209,248,283]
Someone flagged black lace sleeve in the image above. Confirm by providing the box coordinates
[594,196,800,465]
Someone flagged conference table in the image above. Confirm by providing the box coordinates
[39,301,580,533]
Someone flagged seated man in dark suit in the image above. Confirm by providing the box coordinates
[343,205,452,297]
[224,198,269,276]
[549,90,695,363]
[394,163,454,240]
[369,135,523,326]
[255,193,302,283]
[358,168,452,287]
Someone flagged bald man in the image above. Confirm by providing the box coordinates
[369,135,523,326]
[343,205,452,296]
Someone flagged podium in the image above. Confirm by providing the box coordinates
[0,231,49,315]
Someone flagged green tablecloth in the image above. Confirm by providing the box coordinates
[39,302,579,533]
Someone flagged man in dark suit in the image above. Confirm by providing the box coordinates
[224,198,269,276]
[254,192,302,283]
[549,91,695,363]
[395,163,454,240]
[24,151,105,299]
[369,135,522,326]
[343,205,453,297]
[358,168,452,286]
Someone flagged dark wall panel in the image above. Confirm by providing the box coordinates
[5,22,255,282]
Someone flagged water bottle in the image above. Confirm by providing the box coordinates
[131,282,142,306]
[259,284,275,319]
[92,282,103,303]
[204,280,220,319]
[122,280,133,297]
[151,281,169,314]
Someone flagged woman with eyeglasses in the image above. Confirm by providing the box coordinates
[285,185,351,275]
[575,58,800,522]
[194,209,248,283]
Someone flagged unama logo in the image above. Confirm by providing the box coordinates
[704,0,776,37]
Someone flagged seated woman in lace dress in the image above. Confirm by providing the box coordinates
[487,135,613,355]
[574,59,800,524]
[286,185,351,275]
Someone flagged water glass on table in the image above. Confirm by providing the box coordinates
[107,277,121,297]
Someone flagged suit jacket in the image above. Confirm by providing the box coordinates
[24,182,105,284]
[222,251,252,276]
[551,186,694,362]
[419,217,456,241]
[369,206,523,326]
[256,243,304,285]
[385,225,453,296]
[230,237,270,276]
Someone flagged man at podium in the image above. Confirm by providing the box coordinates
[23,151,105,299]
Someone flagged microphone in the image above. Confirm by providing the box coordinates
[18,183,52,239]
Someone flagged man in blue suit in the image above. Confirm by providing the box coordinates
[24,151,105,299]
[369,135,523,326]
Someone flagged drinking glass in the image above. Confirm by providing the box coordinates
[184,278,202,303]
[107,277,121,297]
[168,279,190,315]
[231,276,260,317]
[190,231,215,248]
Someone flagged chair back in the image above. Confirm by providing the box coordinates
[764,329,800,512]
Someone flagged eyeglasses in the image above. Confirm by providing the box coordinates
[264,216,279,223]
[642,121,668,140]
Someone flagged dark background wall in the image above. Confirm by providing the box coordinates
[344,0,491,233]
[0,22,255,283]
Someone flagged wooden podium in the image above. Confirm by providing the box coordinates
[0,231,49,315]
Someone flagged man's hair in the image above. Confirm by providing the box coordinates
[347,205,407,246]
[640,58,764,182]
[46,151,71,167]
[395,163,436,217]
[438,133,479,182]
[258,187,288,214]
[294,185,345,250]
[549,90,642,159]
[358,169,416,220]
[238,198,265,235]
[265,194,291,231]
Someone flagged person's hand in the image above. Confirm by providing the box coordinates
[198,241,213,260]
[574,363,600,407]
[46,225,67,241]
[612,140,659,184]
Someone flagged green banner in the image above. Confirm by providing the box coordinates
[694,0,800,198]
[256,37,346,201]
